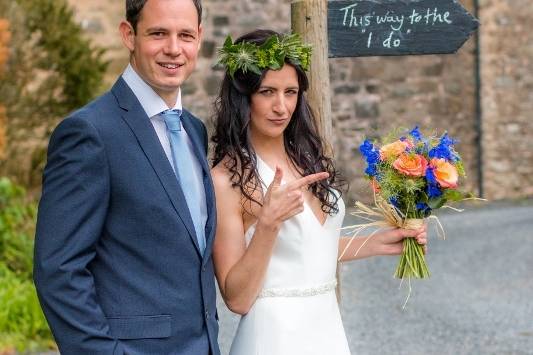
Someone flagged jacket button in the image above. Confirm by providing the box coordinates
[205,310,210,319]
[202,265,206,272]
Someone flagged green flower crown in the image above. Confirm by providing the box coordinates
[216,33,313,77]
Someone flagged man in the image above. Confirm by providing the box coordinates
[33,1,219,354]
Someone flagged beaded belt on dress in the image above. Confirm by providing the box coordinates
[257,279,337,298]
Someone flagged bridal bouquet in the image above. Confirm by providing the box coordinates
[355,126,472,280]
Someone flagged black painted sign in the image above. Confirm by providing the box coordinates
[328,0,479,57]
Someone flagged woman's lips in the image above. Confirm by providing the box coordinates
[268,118,288,125]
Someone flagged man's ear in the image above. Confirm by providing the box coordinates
[197,24,203,52]
[119,20,135,52]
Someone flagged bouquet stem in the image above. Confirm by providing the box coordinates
[394,225,430,279]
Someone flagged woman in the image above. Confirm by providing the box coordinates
[211,29,427,354]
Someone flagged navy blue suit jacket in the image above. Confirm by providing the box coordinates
[34,78,219,355]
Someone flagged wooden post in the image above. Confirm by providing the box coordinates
[291,0,342,303]
[291,0,332,144]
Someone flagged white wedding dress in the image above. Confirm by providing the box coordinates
[229,156,351,355]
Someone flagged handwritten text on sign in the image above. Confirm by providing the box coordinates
[327,0,479,57]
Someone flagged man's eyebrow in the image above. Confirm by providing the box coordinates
[180,28,199,35]
[145,27,167,33]
[144,27,199,36]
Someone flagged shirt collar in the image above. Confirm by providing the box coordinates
[122,63,182,118]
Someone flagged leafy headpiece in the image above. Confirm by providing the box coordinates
[217,33,313,77]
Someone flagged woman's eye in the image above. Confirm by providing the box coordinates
[260,90,273,95]
[286,90,298,95]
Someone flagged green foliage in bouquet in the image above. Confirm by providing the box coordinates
[0,178,54,352]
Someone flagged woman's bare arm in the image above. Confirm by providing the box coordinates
[212,165,328,314]
[338,227,427,262]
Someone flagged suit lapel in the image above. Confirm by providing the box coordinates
[111,79,202,257]
[181,112,216,259]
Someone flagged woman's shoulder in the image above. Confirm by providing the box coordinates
[211,153,251,184]
[211,159,244,212]
[211,156,247,195]
[211,154,263,216]
[211,157,233,189]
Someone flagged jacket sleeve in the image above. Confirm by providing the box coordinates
[33,115,124,355]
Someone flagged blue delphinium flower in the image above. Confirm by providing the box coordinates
[416,202,431,213]
[359,139,380,178]
[429,132,459,162]
[360,140,378,162]
[409,126,423,142]
[425,167,442,198]
[389,196,400,208]
[409,126,427,155]
[365,164,378,177]
[427,185,442,198]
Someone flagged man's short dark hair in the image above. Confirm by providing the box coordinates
[126,0,202,33]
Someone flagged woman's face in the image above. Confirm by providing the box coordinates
[249,64,300,141]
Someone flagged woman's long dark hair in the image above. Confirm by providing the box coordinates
[211,29,345,215]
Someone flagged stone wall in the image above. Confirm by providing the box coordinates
[479,0,533,199]
[55,0,533,202]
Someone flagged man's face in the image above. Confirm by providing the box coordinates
[121,0,202,103]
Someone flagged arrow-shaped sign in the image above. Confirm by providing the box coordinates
[328,0,479,57]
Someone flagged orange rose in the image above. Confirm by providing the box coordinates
[393,153,428,177]
[430,158,458,188]
[380,140,412,160]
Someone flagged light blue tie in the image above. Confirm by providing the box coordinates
[161,109,206,255]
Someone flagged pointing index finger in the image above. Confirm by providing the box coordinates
[290,172,330,190]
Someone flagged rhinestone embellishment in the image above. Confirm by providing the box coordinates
[258,280,337,298]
